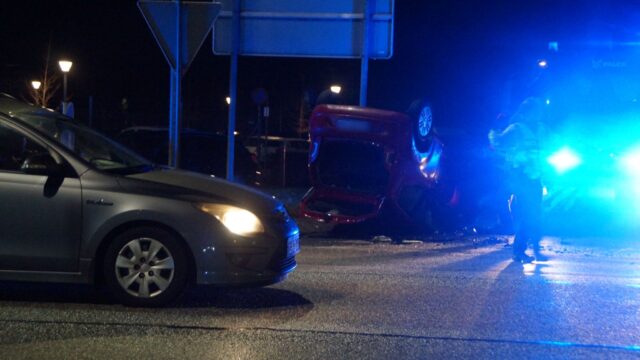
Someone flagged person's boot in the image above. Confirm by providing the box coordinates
[533,244,549,262]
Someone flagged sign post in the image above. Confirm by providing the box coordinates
[170,2,182,168]
[138,1,221,167]
[360,0,372,107]
[225,0,240,181]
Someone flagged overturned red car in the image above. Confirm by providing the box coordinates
[300,102,454,231]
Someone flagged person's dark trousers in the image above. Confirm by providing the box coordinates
[509,171,543,257]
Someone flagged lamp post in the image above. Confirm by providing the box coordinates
[58,60,72,114]
[31,80,42,106]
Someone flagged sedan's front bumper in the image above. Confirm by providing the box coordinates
[195,224,300,286]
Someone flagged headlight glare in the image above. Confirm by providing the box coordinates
[198,204,265,236]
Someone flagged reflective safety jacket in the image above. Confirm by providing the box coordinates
[489,121,546,180]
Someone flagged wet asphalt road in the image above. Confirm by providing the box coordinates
[1,235,640,359]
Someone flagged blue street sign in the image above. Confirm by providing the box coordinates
[212,0,394,59]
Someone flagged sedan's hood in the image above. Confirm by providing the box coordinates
[122,168,279,214]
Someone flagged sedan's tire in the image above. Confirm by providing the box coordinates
[103,227,189,307]
[407,99,433,153]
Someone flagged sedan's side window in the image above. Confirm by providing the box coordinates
[0,123,48,173]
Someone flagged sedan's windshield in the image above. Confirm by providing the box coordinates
[14,112,153,174]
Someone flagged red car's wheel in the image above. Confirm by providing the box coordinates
[407,99,433,153]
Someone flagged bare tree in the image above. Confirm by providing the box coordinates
[28,37,61,108]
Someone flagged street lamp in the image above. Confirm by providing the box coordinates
[59,60,72,72]
[317,85,344,105]
[31,80,42,107]
[58,60,73,114]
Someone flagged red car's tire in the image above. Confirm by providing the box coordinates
[407,99,433,153]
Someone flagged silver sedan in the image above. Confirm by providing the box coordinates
[0,95,299,306]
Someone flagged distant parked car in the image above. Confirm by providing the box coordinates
[0,95,299,306]
[300,102,455,233]
[245,136,310,187]
[117,127,258,185]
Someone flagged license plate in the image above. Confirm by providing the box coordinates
[287,233,300,257]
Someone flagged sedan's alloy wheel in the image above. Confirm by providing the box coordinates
[115,238,175,298]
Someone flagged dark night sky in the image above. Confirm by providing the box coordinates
[1,0,638,136]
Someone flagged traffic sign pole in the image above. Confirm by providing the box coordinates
[360,0,371,107]
[226,0,240,181]
[169,1,182,167]
[169,67,181,167]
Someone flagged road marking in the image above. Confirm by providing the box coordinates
[1,318,639,353]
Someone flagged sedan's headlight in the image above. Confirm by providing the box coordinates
[198,204,265,236]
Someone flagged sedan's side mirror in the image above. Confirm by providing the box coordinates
[21,153,62,176]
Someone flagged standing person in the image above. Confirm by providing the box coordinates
[60,94,75,119]
[489,97,549,263]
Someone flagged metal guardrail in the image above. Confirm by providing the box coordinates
[245,136,310,187]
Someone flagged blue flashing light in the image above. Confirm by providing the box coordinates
[545,99,551,105]
[537,59,549,68]
[620,147,640,176]
[547,147,582,174]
